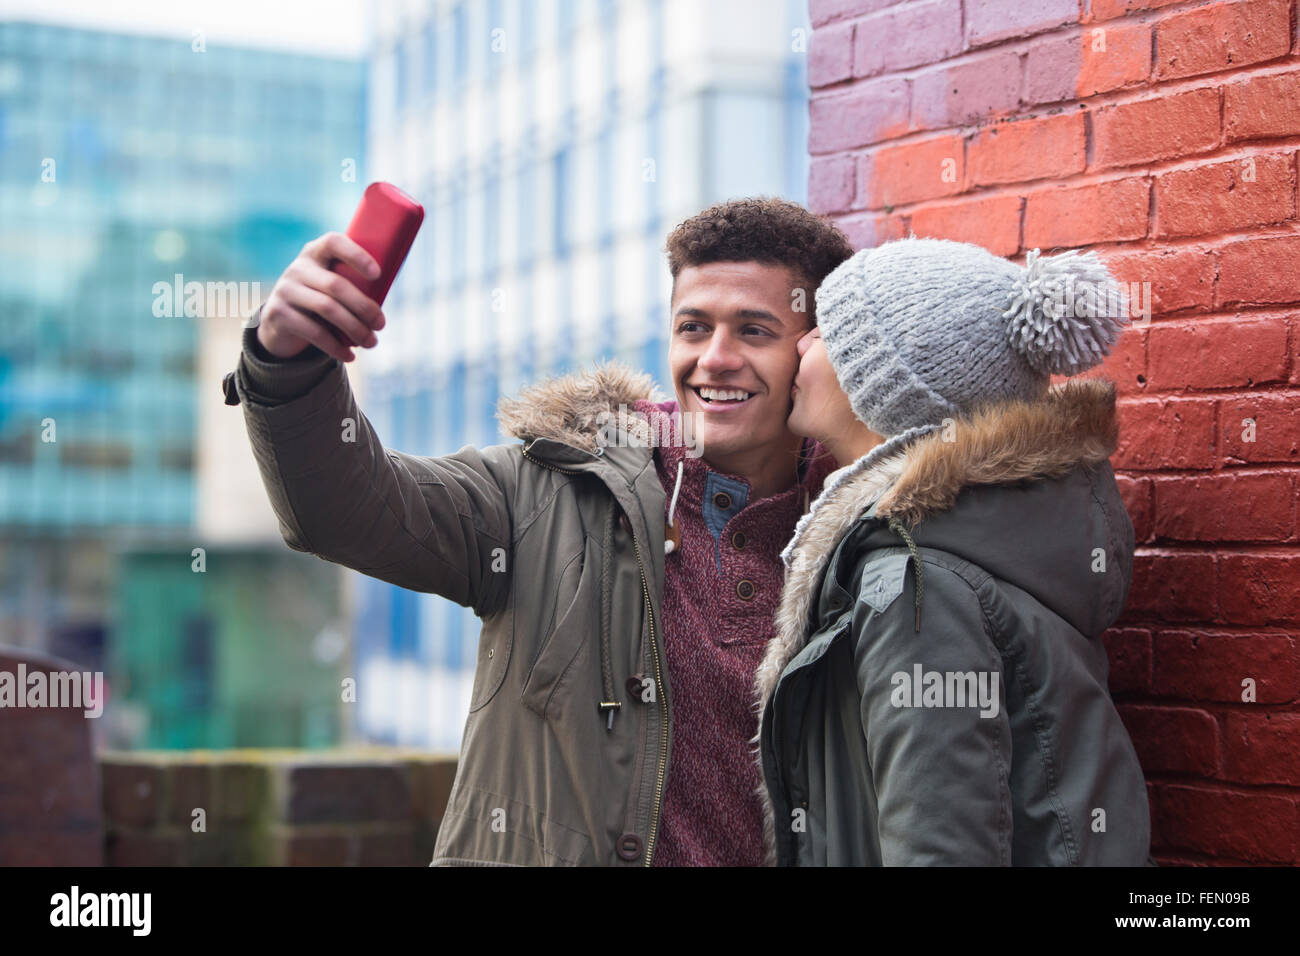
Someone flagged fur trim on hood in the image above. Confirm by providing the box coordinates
[496,362,660,453]
[751,377,1121,865]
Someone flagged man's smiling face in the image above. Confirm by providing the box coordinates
[668,261,812,478]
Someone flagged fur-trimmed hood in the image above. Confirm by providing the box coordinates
[754,376,1127,727]
[496,362,660,453]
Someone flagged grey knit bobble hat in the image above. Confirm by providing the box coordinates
[814,237,1128,439]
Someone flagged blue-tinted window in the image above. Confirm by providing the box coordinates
[449,362,466,448]
[484,172,499,274]
[552,148,569,256]
[422,21,437,95]
[453,4,467,83]
[558,0,576,41]
[519,0,535,62]
[597,125,613,246]
[394,40,407,111]
[451,188,466,282]
[487,0,503,75]
[517,164,533,264]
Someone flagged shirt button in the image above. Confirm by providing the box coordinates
[713,491,732,510]
[625,674,646,697]
[616,832,643,861]
[736,579,755,601]
[731,531,746,550]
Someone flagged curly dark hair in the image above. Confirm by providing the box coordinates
[665,196,854,298]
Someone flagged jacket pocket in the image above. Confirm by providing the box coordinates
[520,534,600,719]
[468,608,513,713]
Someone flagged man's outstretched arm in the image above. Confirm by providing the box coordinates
[228,233,515,615]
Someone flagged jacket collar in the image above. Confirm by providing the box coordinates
[496,362,665,484]
[751,377,1122,747]
[497,362,660,453]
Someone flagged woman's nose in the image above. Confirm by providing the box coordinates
[796,330,816,355]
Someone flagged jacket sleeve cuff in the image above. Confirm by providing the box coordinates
[238,311,338,405]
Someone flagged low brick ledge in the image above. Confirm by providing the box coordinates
[99,748,459,866]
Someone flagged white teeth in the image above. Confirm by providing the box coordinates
[698,387,753,402]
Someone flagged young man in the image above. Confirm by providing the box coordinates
[221,197,853,866]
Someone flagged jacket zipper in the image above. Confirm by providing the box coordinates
[628,529,666,866]
[521,444,668,866]
[597,505,620,729]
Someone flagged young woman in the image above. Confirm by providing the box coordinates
[752,237,1152,866]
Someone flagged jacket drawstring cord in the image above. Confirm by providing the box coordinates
[664,460,684,555]
[887,515,924,633]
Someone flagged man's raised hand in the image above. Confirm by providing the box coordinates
[255,232,386,362]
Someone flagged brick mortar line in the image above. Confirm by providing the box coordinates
[815,16,1298,97]
[854,147,1300,218]
[1113,624,1300,634]
[1128,543,1300,552]
[1139,775,1300,795]
[812,58,1300,151]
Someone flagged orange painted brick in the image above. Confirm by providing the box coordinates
[1152,472,1294,542]
[1225,71,1300,142]
[863,134,964,208]
[1078,20,1152,96]
[1126,552,1217,621]
[1114,476,1154,544]
[1151,784,1299,862]
[1102,246,1215,315]
[1216,235,1300,306]
[1114,397,1217,470]
[1155,0,1292,82]
[1221,392,1300,464]
[1147,316,1288,390]
[1102,627,1153,693]
[908,193,1022,256]
[1224,714,1300,786]
[1155,631,1300,704]
[1218,553,1300,625]
[1091,88,1221,170]
[1118,705,1220,774]
[967,112,1085,187]
[1023,177,1149,248]
[1073,325,1147,395]
[1155,153,1295,238]
[1089,0,1184,22]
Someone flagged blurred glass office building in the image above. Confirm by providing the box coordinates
[358,0,813,749]
[0,20,365,747]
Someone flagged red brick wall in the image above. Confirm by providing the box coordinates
[809,0,1300,864]
[0,649,103,865]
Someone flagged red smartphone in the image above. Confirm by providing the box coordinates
[331,181,425,307]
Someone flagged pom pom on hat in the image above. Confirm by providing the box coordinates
[1003,248,1128,376]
